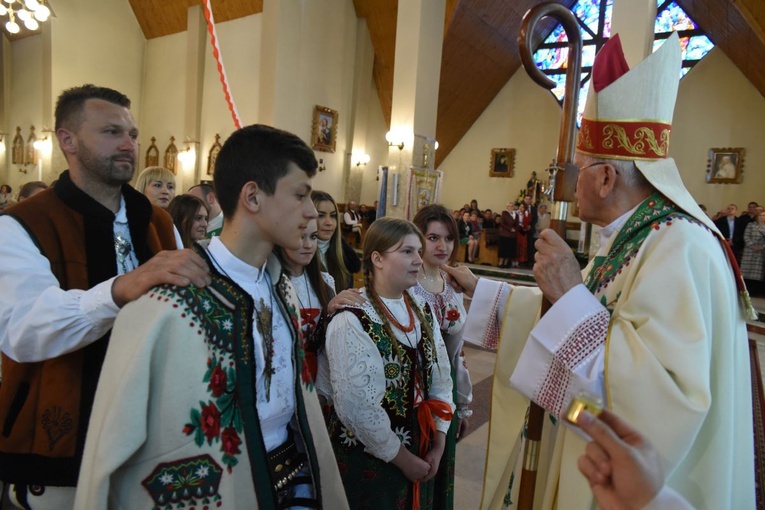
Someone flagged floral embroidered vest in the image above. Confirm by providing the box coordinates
[329,304,436,452]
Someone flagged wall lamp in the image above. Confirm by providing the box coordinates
[353,152,371,167]
[385,130,407,151]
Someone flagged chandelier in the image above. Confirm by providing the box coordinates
[0,0,50,34]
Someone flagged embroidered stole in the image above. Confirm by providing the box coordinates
[584,193,686,297]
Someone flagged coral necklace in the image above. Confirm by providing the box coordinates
[377,292,415,333]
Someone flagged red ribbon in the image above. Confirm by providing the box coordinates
[411,399,453,510]
[202,0,242,129]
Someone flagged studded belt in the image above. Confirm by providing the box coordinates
[268,434,307,492]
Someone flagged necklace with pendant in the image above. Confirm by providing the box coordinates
[206,245,277,402]
[114,233,133,274]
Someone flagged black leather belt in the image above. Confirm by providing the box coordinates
[268,434,307,492]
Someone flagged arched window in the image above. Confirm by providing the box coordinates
[533,0,714,123]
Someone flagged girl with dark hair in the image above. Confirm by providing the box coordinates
[274,218,336,404]
[311,190,361,292]
[411,205,473,510]
[323,217,454,509]
[168,194,209,248]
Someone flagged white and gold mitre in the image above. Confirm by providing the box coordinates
[576,32,680,162]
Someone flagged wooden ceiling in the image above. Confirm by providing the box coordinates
[127,0,263,39]
[124,0,765,166]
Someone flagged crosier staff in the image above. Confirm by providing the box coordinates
[516,4,582,510]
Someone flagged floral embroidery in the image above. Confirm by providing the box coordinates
[382,354,403,389]
[278,273,314,390]
[41,406,74,452]
[340,426,358,447]
[184,356,242,473]
[584,193,703,295]
[142,454,223,510]
[445,307,460,323]
[394,426,412,446]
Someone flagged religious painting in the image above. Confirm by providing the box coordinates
[706,147,745,184]
[409,168,439,218]
[489,148,515,178]
[207,134,222,175]
[311,105,338,153]
[145,137,159,168]
[165,136,178,175]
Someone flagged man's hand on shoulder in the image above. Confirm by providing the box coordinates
[533,229,582,303]
[111,249,211,307]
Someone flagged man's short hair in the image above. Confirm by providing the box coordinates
[55,84,131,131]
[188,183,215,200]
[213,124,317,219]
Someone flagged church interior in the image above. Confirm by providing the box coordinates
[1,0,765,508]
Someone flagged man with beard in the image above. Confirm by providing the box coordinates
[0,84,210,509]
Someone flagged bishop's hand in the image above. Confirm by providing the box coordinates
[533,229,582,303]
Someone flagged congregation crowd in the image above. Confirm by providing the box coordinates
[0,28,760,510]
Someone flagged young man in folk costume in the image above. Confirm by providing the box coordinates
[445,33,756,509]
[76,125,349,509]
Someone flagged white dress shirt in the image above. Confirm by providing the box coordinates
[0,196,138,363]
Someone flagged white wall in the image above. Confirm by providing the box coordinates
[439,69,560,213]
[49,0,145,179]
[5,36,43,190]
[359,78,390,205]
[293,0,359,199]
[198,15,261,186]
[671,47,765,213]
[440,46,765,218]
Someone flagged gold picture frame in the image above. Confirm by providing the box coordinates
[706,147,745,184]
[311,105,338,153]
[489,148,515,178]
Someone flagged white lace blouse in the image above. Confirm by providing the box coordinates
[412,275,473,407]
[324,289,454,462]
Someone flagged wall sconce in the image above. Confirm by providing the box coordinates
[32,136,52,156]
[178,138,199,168]
[178,146,197,166]
[385,129,409,151]
[353,152,370,167]
[0,132,6,153]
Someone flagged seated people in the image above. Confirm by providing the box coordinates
[343,200,363,240]
[75,124,348,509]
[458,211,478,263]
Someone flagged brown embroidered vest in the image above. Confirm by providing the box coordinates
[0,171,176,486]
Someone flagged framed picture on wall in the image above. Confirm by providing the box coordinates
[706,147,745,184]
[489,148,515,178]
[311,105,338,153]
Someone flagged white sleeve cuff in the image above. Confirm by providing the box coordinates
[81,277,121,325]
[531,283,602,352]
[462,278,510,347]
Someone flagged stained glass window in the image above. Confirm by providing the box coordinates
[532,0,714,123]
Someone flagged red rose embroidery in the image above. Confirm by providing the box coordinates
[200,402,221,443]
[221,427,241,456]
[209,365,227,397]
[445,308,460,322]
